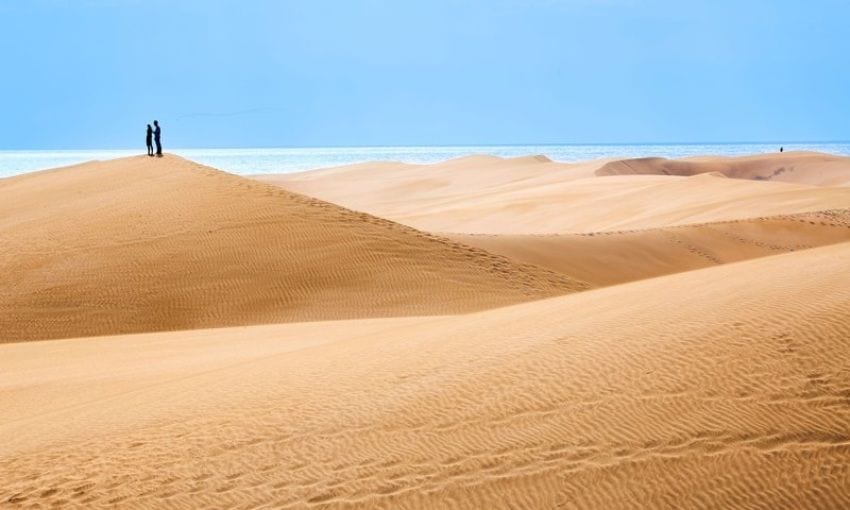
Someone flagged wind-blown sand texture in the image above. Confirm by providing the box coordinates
[2,243,850,508]
[3,153,850,509]
[0,156,584,343]
[451,209,850,286]
[597,151,850,186]
[259,152,850,234]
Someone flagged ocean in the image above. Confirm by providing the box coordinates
[1,143,849,179]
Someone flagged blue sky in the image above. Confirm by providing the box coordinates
[1,0,848,149]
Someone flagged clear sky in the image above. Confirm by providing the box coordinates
[2,0,848,149]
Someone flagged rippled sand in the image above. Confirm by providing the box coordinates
[0,156,583,343]
[2,153,849,508]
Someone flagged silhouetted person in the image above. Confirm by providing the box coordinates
[780,146,784,153]
[153,120,162,157]
[146,124,154,156]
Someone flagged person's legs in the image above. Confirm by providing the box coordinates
[155,140,162,156]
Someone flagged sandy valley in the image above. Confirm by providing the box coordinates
[2,152,850,508]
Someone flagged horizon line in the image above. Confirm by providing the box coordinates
[2,140,850,153]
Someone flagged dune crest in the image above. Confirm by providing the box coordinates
[596,151,850,186]
[2,242,849,508]
[451,209,850,286]
[3,153,850,507]
[259,154,850,234]
[0,155,586,343]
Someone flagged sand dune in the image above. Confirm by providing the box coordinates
[597,151,850,186]
[3,153,849,508]
[0,155,586,343]
[2,242,849,508]
[451,209,850,286]
[258,153,850,234]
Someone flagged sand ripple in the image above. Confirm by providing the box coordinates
[2,243,849,508]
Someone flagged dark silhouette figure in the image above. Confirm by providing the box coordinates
[146,124,154,156]
[153,120,162,157]
[780,146,784,153]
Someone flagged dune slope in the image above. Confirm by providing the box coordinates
[597,151,850,186]
[0,155,586,343]
[2,243,849,508]
[451,209,850,286]
[258,153,850,234]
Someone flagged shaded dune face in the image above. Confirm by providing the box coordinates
[258,152,850,235]
[451,209,850,286]
[2,154,850,508]
[595,152,850,186]
[0,155,586,343]
[2,242,849,508]
[262,153,850,283]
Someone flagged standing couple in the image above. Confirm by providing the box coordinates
[146,120,162,157]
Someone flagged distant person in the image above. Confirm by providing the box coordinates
[780,146,784,153]
[153,120,162,157]
[145,124,154,156]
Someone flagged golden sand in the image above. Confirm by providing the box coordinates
[2,153,849,508]
[451,210,850,286]
[0,156,583,343]
[259,152,850,234]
